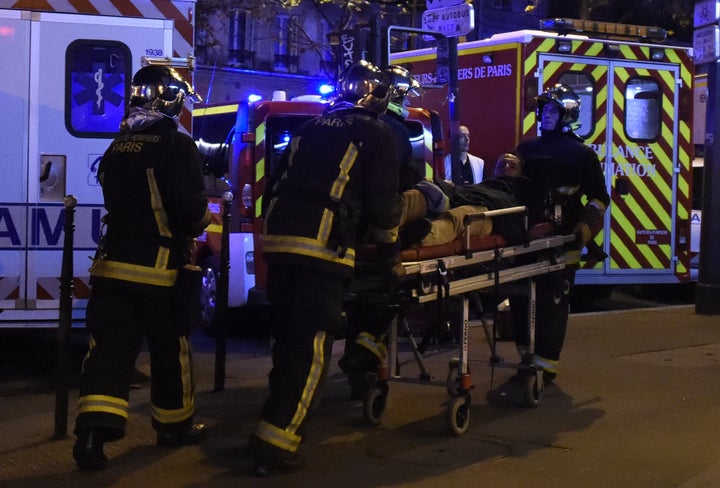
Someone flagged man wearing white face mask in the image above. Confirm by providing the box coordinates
[509,83,609,385]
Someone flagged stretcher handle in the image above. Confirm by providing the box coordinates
[463,205,527,222]
[463,206,528,252]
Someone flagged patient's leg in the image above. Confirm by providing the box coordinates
[399,189,428,227]
[421,205,493,246]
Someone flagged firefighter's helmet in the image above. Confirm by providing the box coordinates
[336,60,391,114]
[382,65,423,104]
[381,65,423,119]
[536,83,581,132]
[129,65,201,118]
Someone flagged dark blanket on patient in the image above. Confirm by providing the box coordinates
[435,175,540,244]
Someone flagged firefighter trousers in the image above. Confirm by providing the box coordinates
[253,263,345,454]
[74,281,196,441]
[510,268,575,374]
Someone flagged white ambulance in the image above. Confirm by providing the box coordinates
[0,5,192,326]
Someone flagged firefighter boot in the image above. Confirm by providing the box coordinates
[156,422,208,447]
[73,431,108,471]
[338,344,381,400]
[248,435,305,477]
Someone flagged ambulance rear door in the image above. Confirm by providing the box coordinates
[1,11,173,322]
[0,10,31,314]
[537,52,686,284]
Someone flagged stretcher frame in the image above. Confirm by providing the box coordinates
[349,206,576,434]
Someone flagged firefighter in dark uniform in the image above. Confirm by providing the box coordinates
[72,65,211,471]
[510,83,610,383]
[337,65,425,396]
[247,60,403,476]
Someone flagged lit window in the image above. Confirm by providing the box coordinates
[228,9,255,68]
[625,78,660,141]
[275,14,299,73]
[558,72,594,139]
[66,40,131,138]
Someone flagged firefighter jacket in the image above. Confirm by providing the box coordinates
[263,103,403,279]
[380,111,423,192]
[513,131,610,235]
[89,116,211,289]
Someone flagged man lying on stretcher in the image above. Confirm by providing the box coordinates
[398,153,537,248]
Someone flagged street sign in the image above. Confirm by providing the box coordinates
[694,24,720,64]
[421,3,474,38]
[694,0,720,29]
[426,0,465,9]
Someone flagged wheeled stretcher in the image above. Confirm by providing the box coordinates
[347,206,576,435]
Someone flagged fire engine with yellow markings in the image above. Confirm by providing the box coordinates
[391,19,696,287]
[192,20,699,329]
[191,96,443,330]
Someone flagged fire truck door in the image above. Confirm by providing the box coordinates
[538,55,680,281]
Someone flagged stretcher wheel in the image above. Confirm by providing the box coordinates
[523,370,544,408]
[446,395,471,436]
[363,385,388,425]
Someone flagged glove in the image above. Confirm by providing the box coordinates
[573,222,592,249]
[387,261,406,282]
[375,241,405,282]
[580,201,605,236]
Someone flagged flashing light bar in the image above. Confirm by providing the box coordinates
[540,18,667,43]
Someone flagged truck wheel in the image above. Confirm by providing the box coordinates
[199,256,219,334]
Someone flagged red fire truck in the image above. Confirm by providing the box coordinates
[192,97,444,329]
[391,19,695,287]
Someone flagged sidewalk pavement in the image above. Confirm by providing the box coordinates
[1,304,720,487]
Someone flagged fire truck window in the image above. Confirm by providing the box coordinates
[193,111,237,177]
[266,115,315,176]
[406,120,423,157]
[558,72,594,138]
[65,40,131,138]
[625,78,660,141]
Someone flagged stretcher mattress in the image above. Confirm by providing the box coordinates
[353,206,575,303]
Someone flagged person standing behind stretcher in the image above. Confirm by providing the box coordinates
[248,60,403,476]
[443,125,485,185]
[338,65,423,401]
[509,83,610,384]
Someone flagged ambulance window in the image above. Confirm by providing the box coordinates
[558,72,594,139]
[65,40,131,138]
[625,78,660,141]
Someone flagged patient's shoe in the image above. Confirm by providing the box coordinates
[73,431,108,471]
[400,218,432,247]
[156,423,208,447]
